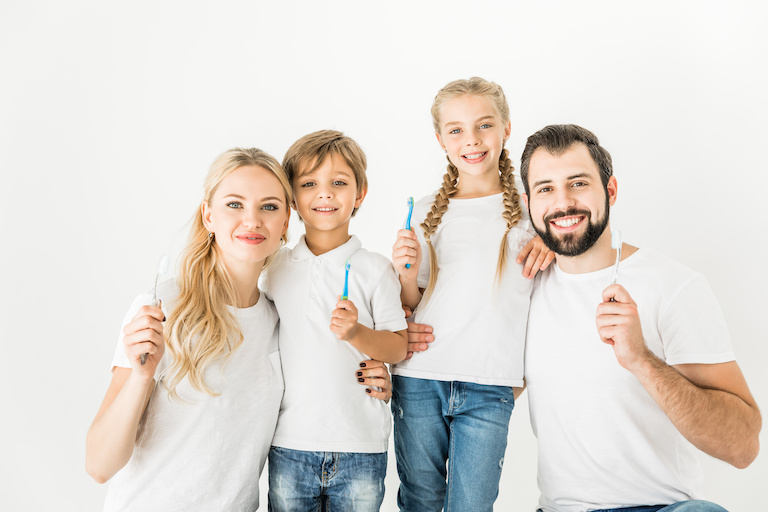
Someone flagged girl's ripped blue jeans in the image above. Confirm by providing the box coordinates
[391,376,515,512]
[582,501,728,512]
[267,446,386,512]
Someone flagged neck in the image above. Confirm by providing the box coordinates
[219,255,264,308]
[304,225,351,256]
[455,172,502,199]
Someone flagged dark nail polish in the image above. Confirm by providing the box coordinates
[163,315,166,322]
[359,363,366,368]
[356,371,362,376]
[365,388,371,394]
[358,378,364,382]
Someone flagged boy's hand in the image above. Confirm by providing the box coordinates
[392,228,421,278]
[331,297,359,341]
[516,235,555,279]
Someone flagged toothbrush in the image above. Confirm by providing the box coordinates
[141,254,170,365]
[404,196,414,268]
[609,231,621,303]
[341,259,351,301]
[610,230,622,285]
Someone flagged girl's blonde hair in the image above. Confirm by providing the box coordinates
[163,148,292,400]
[421,77,522,303]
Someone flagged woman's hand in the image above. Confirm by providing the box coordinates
[122,304,166,379]
[356,360,393,403]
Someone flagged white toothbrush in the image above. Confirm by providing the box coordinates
[141,254,170,365]
[610,230,622,285]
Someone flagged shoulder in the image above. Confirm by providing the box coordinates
[351,246,394,273]
[630,248,703,285]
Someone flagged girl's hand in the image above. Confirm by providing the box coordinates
[330,298,359,341]
[516,235,555,279]
[392,228,421,279]
[356,360,392,403]
[122,304,165,379]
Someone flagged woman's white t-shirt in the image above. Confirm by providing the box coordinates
[103,279,283,512]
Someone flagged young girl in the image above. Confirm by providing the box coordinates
[391,77,551,511]
[85,148,390,511]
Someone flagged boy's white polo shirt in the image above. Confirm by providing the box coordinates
[263,235,407,453]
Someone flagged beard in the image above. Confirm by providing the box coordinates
[531,198,610,257]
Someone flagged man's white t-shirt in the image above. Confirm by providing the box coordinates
[263,235,407,453]
[525,248,736,512]
[392,192,535,386]
[104,280,283,512]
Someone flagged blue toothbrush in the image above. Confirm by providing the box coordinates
[404,196,414,268]
[341,259,351,300]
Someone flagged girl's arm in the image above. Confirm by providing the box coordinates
[85,305,165,483]
[392,228,423,310]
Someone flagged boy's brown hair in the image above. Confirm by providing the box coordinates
[282,130,368,216]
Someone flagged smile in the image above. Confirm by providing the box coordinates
[462,152,487,161]
[313,207,338,212]
[236,234,265,244]
[551,217,583,228]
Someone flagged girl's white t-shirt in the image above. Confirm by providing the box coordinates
[103,279,283,512]
[392,192,535,387]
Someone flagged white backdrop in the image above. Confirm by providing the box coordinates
[1,1,766,510]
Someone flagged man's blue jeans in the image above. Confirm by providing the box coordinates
[267,446,386,512]
[563,500,729,512]
[392,375,515,512]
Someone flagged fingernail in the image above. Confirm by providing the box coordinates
[163,315,167,322]
[359,363,366,368]
[356,371,362,376]
[358,378,364,382]
[365,388,371,394]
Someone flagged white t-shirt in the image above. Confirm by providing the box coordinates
[104,279,283,512]
[392,192,535,387]
[525,248,736,512]
[262,235,407,453]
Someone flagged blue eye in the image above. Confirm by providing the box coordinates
[449,128,461,134]
[480,123,492,129]
[301,181,315,188]
[262,204,279,211]
[227,201,243,209]
[332,180,346,186]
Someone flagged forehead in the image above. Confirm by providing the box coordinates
[528,143,600,182]
[215,165,284,198]
[439,95,500,126]
[297,154,355,177]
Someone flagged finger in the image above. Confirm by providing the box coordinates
[396,228,418,241]
[516,239,534,264]
[407,341,429,352]
[404,351,414,360]
[365,387,391,402]
[601,284,634,305]
[402,305,413,318]
[132,305,165,323]
[406,321,433,334]
[124,315,165,337]
[541,250,555,270]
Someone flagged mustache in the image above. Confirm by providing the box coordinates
[543,208,592,224]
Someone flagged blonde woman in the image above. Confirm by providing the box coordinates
[86,148,390,511]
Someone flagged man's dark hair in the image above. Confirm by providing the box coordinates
[520,124,613,195]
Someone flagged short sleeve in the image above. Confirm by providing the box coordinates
[659,275,736,365]
[370,261,409,333]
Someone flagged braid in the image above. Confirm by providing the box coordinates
[420,157,459,304]
[496,147,522,280]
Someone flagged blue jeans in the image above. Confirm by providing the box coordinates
[569,501,728,512]
[392,376,515,512]
[268,446,386,512]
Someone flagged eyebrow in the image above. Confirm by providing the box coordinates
[532,173,592,188]
[443,115,496,128]
[222,193,284,203]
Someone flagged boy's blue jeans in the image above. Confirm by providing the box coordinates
[584,502,728,512]
[267,446,386,512]
[392,375,515,512]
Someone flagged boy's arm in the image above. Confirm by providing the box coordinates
[331,297,407,363]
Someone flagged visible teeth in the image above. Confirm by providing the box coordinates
[463,153,485,160]
[553,218,580,227]
[315,207,335,211]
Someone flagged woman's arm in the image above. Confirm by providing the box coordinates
[85,305,165,483]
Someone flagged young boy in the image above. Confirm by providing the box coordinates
[263,130,408,512]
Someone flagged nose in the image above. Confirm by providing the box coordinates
[465,128,481,146]
[552,187,576,211]
[316,183,333,199]
[242,208,263,228]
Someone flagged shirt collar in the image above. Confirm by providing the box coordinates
[291,235,362,267]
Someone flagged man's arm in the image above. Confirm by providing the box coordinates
[597,284,761,468]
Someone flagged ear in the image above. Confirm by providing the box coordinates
[522,192,529,210]
[354,185,368,209]
[435,132,446,152]
[201,201,213,231]
[607,176,618,207]
[503,120,511,142]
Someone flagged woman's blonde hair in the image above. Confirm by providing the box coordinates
[421,77,522,303]
[163,148,292,400]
